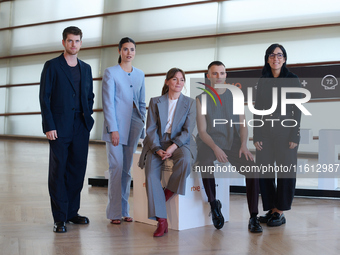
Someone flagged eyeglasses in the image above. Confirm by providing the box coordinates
[269,53,284,59]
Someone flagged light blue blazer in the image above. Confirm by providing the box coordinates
[139,93,197,168]
[102,64,146,145]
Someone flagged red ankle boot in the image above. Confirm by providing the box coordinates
[164,188,174,202]
[153,218,168,237]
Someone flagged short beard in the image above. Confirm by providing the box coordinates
[65,48,79,55]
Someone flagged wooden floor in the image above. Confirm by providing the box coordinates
[1,139,340,255]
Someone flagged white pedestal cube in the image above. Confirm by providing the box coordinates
[133,152,230,230]
[318,129,340,190]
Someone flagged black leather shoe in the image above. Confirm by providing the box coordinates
[67,215,89,224]
[53,222,67,233]
[248,216,263,233]
[258,210,273,223]
[267,212,286,227]
[210,200,224,230]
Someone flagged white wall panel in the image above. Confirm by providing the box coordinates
[92,81,102,110]
[103,0,207,12]
[77,49,102,79]
[11,0,104,26]
[0,88,6,113]
[0,2,11,28]
[8,54,58,85]
[10,18,103,55]
[102,3,218,44]
[133,39,217,74]
[144,76,166,104]
[0,60,9,85]
[90,112,103,140]
[217,26,340,69]
[219,0,340,33]
[0,31,11,57]
[7,86,40,113]
[6,115,43,136]
[0,116,4,134]
[9,62,44,85]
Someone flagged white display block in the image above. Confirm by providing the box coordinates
[318,129,340,190]
[228,176,245,186]
[133,153,230,231]
[300,129,313,144]
[296,129,312,175]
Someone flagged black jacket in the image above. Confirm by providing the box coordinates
[253,70,301,144]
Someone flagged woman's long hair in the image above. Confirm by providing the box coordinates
[161,68,186,95]
[118,37,136,64]
[262,43,288,77]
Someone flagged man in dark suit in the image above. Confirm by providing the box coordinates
[39,26,94,233]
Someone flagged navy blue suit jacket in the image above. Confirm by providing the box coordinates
[39,53,94,137]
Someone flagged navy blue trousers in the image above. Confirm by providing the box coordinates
[48,113,90,222]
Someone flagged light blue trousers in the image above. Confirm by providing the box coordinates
[106,109,144,220]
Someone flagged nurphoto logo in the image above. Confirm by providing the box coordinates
[196,82,222,115]
[199,83,312,128]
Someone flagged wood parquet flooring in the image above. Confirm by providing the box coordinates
[1,139,340,255]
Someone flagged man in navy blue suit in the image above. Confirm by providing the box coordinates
[39,26,94,233]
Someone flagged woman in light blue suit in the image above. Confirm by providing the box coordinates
[139,68,196,237]
[102,37,146,224]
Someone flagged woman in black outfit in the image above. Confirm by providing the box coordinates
[254,43,301,227]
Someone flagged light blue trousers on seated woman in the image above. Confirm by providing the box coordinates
[145,133,191,221]
[106,108,144,220]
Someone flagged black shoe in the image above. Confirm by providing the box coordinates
[67,215,89,224]
[267,212,286,227]
[258,210,273,223]
[210,200,224,230]
[248,216,263,233]
[53,222,67,233]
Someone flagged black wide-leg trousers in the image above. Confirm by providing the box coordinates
[256,122,297,211]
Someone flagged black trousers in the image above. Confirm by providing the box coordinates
[48,113,90,222]
[196,135,259,215]
[256,121,297,211]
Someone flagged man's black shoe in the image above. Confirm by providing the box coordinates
[210,200,224,230]
[248,216,263,233]
[67,215,89,224]
[267,212,286,227]
[53,222,67,233]
[258,210,273,223]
